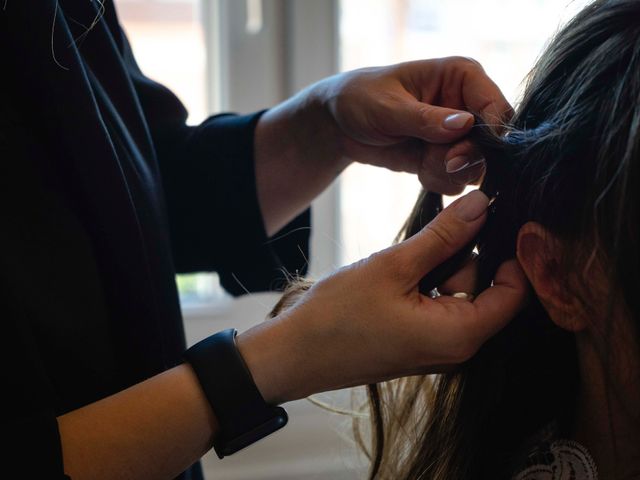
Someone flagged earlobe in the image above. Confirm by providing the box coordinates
[516,222,587,332]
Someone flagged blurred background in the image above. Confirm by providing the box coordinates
[114,1,590,478]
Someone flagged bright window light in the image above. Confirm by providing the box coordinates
[338,0,591,265]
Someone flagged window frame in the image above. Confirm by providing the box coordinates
[181,0,340,323]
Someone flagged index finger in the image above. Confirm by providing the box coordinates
[460,59,514,130]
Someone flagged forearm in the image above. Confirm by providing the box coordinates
[255,82,348,236]
[58,364,218,480]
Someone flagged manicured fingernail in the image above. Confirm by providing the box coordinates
[454,190,489,221]
[469,158,486,168]
[443,112,474,130]
[446,155,470,173]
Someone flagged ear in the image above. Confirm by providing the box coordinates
[516,221,587,332]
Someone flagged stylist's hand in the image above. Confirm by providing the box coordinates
[237,190,528,404]
[324,57,512,193]
[256,57,512,235]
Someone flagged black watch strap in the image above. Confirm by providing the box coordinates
[184,329,288,458]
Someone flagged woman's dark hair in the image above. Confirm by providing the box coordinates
[360,1,640,478]
[271,1,640,477]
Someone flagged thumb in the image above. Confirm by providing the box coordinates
[377,98,475,144]
[390,190,489,287]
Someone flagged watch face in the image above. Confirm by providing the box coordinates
[185,329,289,458]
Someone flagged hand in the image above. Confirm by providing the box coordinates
[324,57,512,194]
[255,57,511,235]
[237,190,528,404]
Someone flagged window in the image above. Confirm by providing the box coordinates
[338,0,591,265]
[116,0,207,124]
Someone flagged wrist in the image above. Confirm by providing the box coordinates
[305,77,353,171]
[254,79,349,235]
[184,329,289,457]
[270,78,351,173]
[236,314,318,405]
[235,322,290,405]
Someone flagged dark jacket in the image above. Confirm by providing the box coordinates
[0,1,309,478]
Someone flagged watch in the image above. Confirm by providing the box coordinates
[183,328,288,458]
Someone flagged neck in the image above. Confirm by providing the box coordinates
[573,333,640,479]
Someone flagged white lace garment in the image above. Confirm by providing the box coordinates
[512,424,598,480]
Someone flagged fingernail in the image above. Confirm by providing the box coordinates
[446,155,470,173]
[454,190,489,221]
[469,157,486,169]
[443,112,474,130]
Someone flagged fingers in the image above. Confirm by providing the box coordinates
[443,139,484,175]
[448,161,485,187]
[425,258,528,364]
[387,190,489,286]
[376,97,475,144]
[457,59,513,129]
[438,253,478,296]
[399,57,512,134]
[470,259,529,340]
[417,140,485,193]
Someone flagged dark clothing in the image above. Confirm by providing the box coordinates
[0,1,310,478]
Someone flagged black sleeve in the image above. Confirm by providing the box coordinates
[119,33,311,295]
[3,297,69,480]
[6,412,69,479]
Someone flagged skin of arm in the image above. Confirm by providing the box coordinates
[58,364,219,480]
